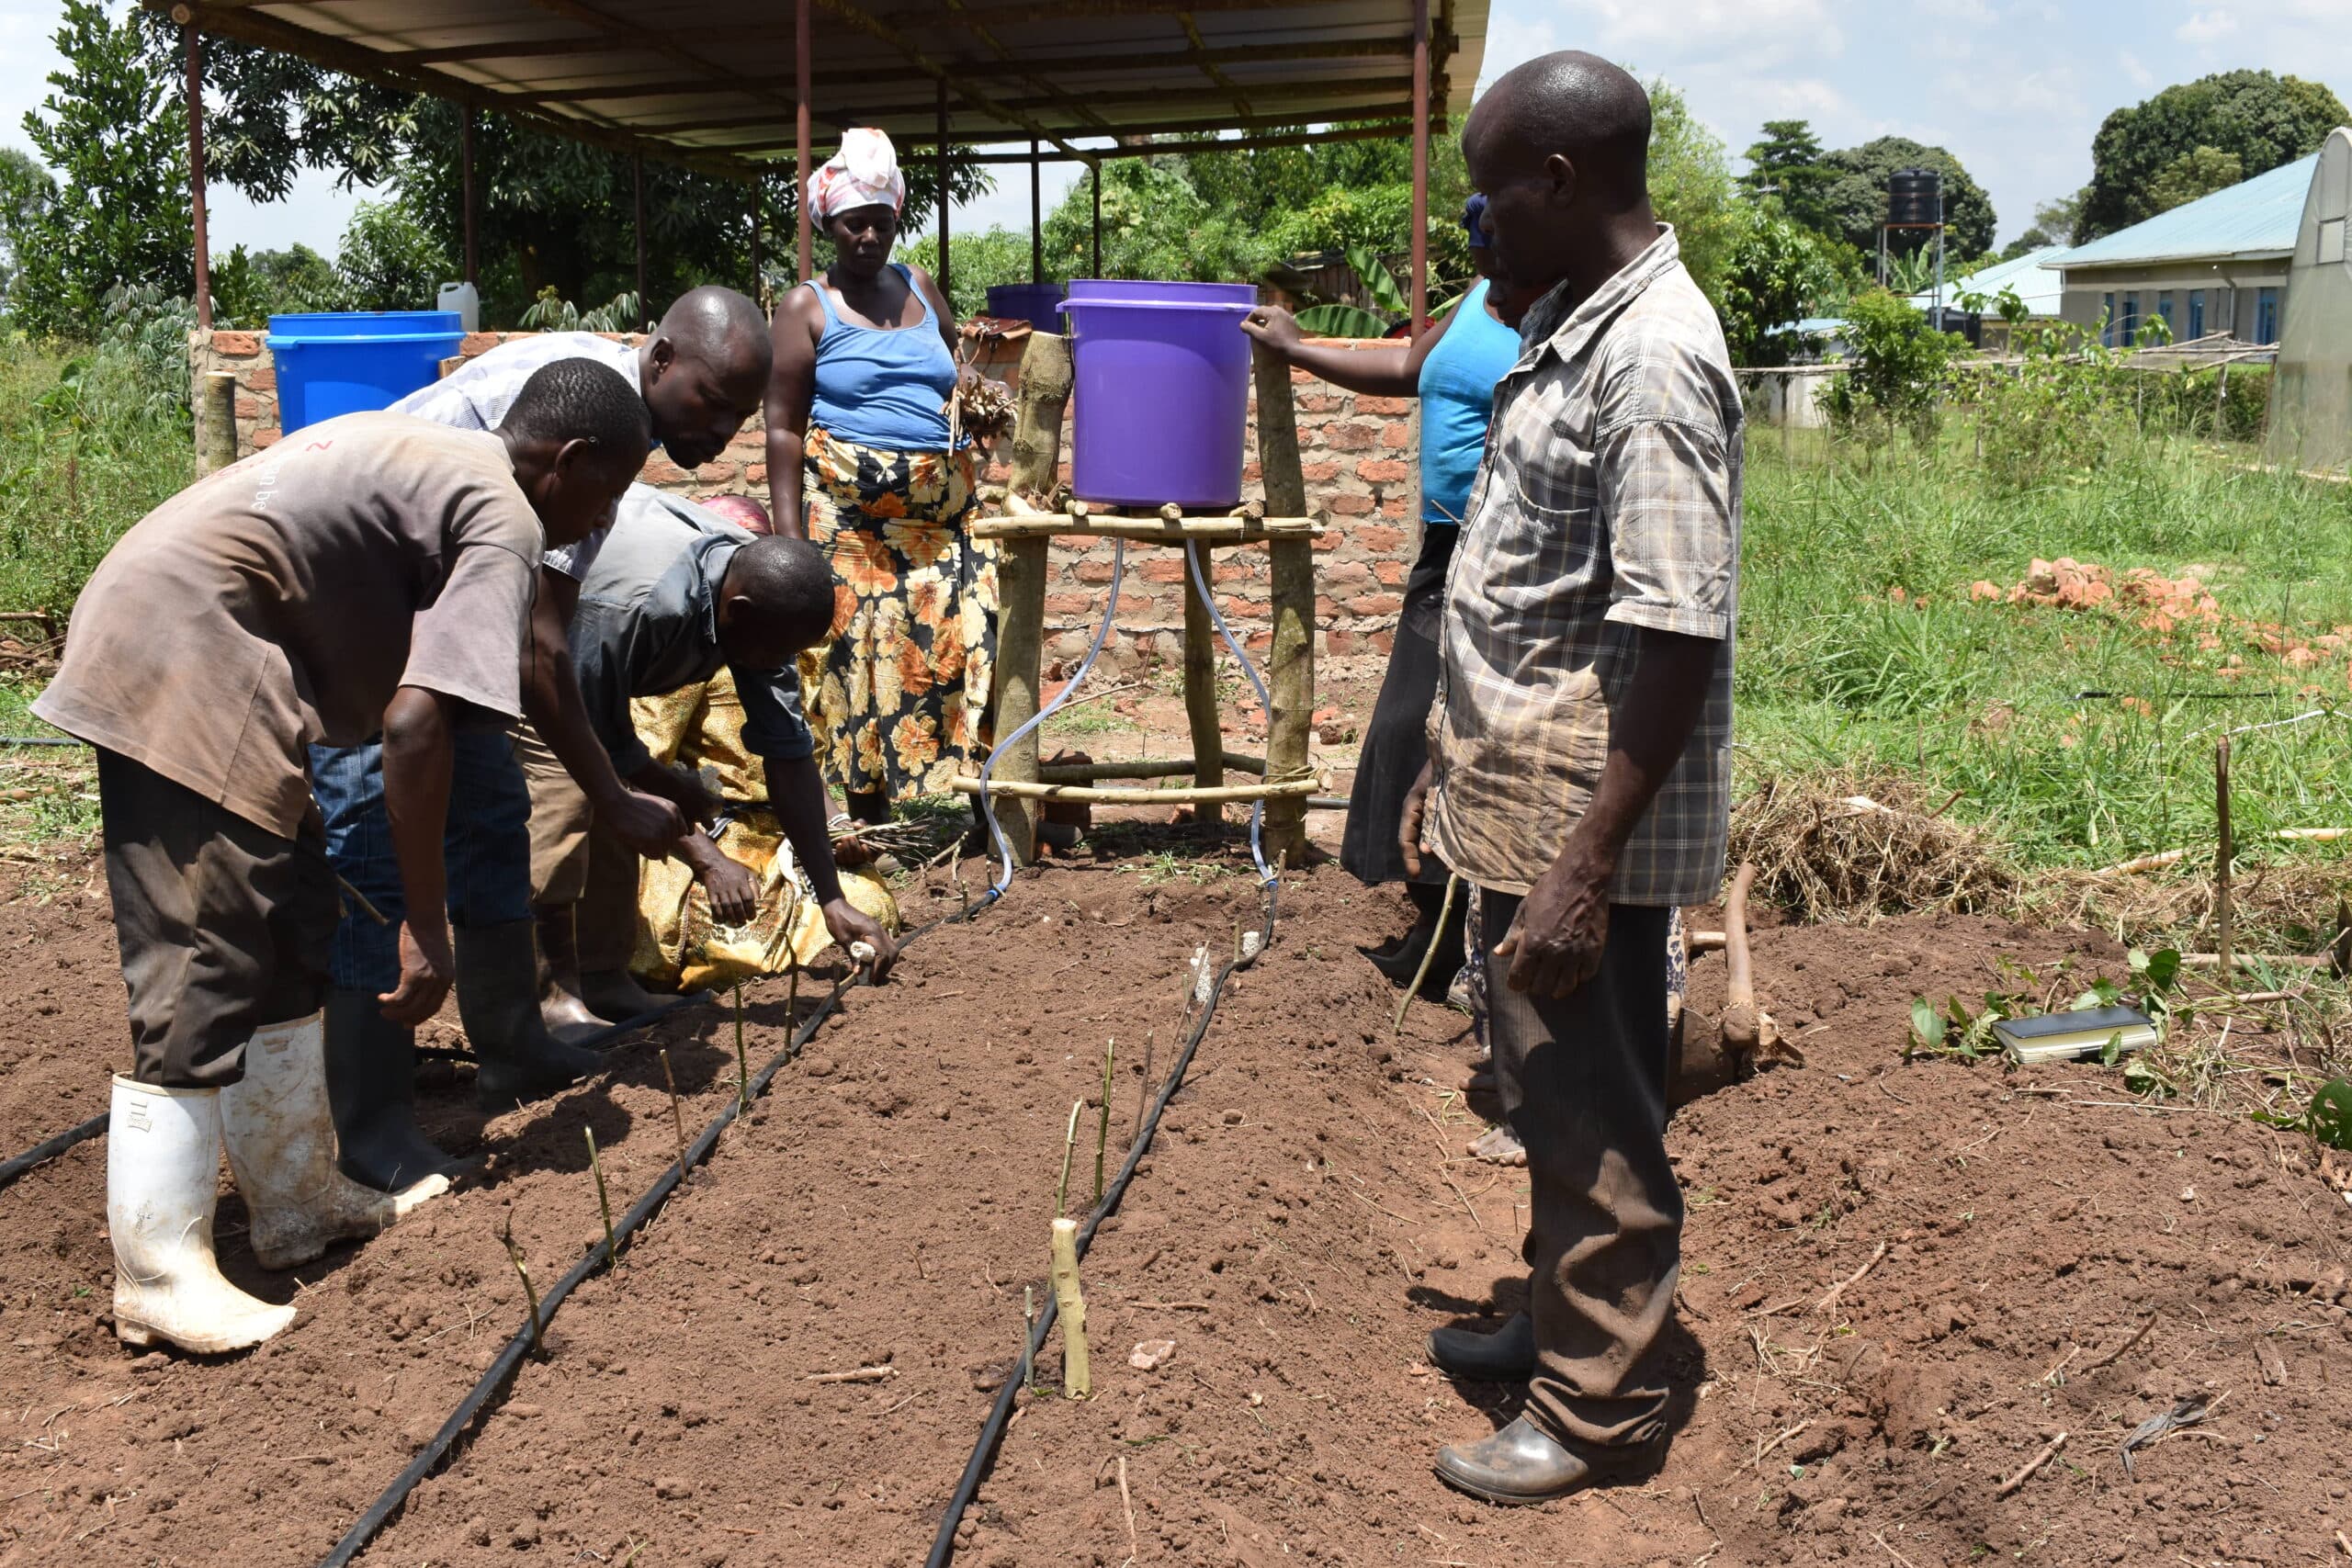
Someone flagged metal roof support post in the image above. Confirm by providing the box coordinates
[796,0,813,283]
[185,21,211,330]
[750,175,763,296]
[1030,138,1044,285]
[1408,0,1429,335]
[936,78,951,307]
[1091,163,1102,277]
[461,107,479,285]
[633,152,649,328]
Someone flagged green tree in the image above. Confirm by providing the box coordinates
[1819,136,1996,261]
[1739,118,1838,238]
[133,23,992,329]
[334,198,453,310]
[2146,144,2245,215]
[0,147,55,310]
[13,2,192,337]
[1649,81,1740,304]
[1714,199,1856,367]
[2080,70,2348,238]
[1821,286,1963,434]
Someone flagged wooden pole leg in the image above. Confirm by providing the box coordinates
[1251,335,1313,870]
[989,534,1049,866]
[1182,541,1225,823]
[1263,535,1314,868]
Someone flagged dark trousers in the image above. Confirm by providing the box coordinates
[1480,891,1679,1453]
[310,731,535,993]
[96,750,335,1088]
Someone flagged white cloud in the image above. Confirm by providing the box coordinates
[2120,51,2155,89]
[2176,7,2239,42]
[1554,0,1848,71]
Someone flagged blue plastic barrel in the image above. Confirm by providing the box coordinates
[1057,280,1255,509]
[985,282,1067,331]
[265,311,468,434]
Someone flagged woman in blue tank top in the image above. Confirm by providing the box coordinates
[1241,199,1535,990]
[767,129,996,827]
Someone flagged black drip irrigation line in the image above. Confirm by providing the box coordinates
[0,997,715,1191]
[0,736,85,748]
[315,888,1006,1568]
[922,879,1279,1568]
[0,1111,106,1191]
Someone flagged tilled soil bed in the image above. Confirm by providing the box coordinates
[6,848,2351,1568]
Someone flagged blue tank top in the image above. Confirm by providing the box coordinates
[804,263,960,452]
[1415,279,1522,525]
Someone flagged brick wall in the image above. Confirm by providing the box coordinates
[189,327,1422,669]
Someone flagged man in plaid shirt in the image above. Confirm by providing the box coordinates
[1401,51,1741,1504]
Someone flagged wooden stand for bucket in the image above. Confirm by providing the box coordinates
[964,333,1319,870]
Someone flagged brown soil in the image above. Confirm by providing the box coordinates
[6,838,2350,1567]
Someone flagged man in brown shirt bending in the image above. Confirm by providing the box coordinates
[37,360,650,1356]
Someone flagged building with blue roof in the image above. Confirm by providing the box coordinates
[2054,152,2318,346]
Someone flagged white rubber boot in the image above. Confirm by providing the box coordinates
[219,1012,448,1270]
[107,1076,297,1354]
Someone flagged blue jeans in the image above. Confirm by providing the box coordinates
[310,730,536,993]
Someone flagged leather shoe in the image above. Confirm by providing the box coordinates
[1426,1311,1535,1381]
[1434,1416,1663,1506]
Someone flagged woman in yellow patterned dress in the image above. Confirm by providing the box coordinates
[763,128,995,826]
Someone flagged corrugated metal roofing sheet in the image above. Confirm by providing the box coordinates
[1907,245,2064,315]
[153,0,1487,176]
[2057,154,2316,269]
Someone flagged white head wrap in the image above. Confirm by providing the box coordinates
[811,129,906,222]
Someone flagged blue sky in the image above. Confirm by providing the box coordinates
[2,1,2348,258]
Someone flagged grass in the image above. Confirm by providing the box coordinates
[1737,423,2352,951]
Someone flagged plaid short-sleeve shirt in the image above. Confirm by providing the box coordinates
[1427,226,1741,907]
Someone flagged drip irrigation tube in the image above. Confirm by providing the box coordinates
[923,879,1277,1568]
[0,1111,106,1191]
[0,736,85,748]
[0,997,716,1190]
[316,898,998,1568]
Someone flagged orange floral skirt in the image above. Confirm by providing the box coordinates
[799,426,998,803]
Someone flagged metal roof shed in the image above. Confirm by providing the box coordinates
[152,0,1487,329]
[2058,153,2316,270]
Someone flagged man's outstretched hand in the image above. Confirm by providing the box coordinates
[824,898,897,979]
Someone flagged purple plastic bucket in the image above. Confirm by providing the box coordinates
[1058,279,1256,509]
[985,282,1066,330]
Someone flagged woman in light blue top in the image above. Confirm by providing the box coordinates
[1241,197,1534,988]
[767,130,995,825]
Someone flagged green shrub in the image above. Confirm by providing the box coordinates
[1820,288,1964,435]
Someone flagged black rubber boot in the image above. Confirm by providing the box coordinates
[1365,882,1465,998]
[1426,1310,1537,1381]
[323,987,463,1192]
[456,919,604,1113]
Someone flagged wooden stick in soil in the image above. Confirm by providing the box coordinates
[1049,1214,1091,1398]
[732,982,750,1113]
[1814,1239,1887,1314]
[1055,1097,1083,1218]
[1993,1431,2066,1497]
[1023,1284,1039,1394]
[2081,1313,2156,1372]
[1134,1028,1155,1145]
[1722,859,1761,1060]
[1094,1038,1114,1208]
[660,1048,689,1185]
[585,1127,619,1266]
[500,1213,546,1358]
[1392,872,1461,1037]
[2215,738,2233,976]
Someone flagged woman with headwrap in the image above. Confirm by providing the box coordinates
[1240,196,1534,992]
[765,128,996,826]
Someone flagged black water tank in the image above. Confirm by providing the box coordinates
[1887,167,1942,227]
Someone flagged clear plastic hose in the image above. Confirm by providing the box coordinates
[977,539,1128,896]
[1184,542,1279,886]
